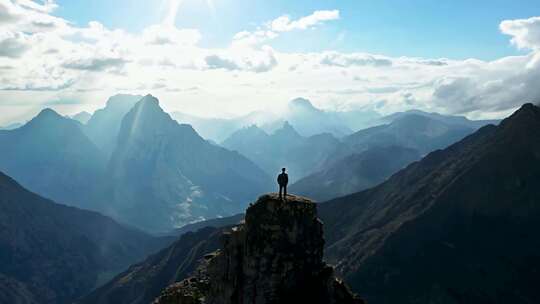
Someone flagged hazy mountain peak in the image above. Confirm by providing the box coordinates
[26,108,70,128]
[70,111,92,124]
[36,108,61,119]
[130,94,169,122]
[273,120,301,138]
[105,94,144,108]
[289,97,319,112]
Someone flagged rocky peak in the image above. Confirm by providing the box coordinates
[117,95,180,143]
[272,121,302,140]
[153,194,363,304]
[104,94,144,109]
[24,108,77,130]
[497,103,540,135]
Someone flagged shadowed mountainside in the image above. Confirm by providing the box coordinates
[0,170,170,304]
[318,103,540,303]
[291,145,421,201]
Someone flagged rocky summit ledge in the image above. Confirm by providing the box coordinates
[153,193,364,304]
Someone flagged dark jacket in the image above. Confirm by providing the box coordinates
[277,173,288,186]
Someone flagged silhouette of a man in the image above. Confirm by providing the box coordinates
[277,168,288,199]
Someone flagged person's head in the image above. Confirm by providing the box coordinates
[282,168,286,173]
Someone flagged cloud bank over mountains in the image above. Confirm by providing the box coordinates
[1,0,540,124]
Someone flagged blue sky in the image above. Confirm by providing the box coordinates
[55,0,539,60]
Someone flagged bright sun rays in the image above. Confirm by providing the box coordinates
[162,0,216,25]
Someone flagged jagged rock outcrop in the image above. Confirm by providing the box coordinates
[153,194,363,304]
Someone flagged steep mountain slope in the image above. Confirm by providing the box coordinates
[0,171,169,304]
[84,94,143,157]
[78,227,223,304]
[318,103,540,303]
[107,95,271,232]
[222,122,340,181]
[0,109,106,209]
[291,146,421,201]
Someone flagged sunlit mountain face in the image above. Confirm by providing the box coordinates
[1,1,540,304]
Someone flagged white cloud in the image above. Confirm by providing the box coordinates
[500,16,540,50]
[0,30,29,57]
[269,10,340,32]
[233,10,339,46]
[142,25,201,46]
[320,52,393,67]
[0,2,540,124]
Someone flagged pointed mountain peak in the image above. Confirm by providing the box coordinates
[498,103,540,133]
[29,108,65,125]
[117,95,185,143]
[37,108,61,118]
[23,108,79,131]
[131,94,165,117]
[105,94,144,109]
[273,121,302,138]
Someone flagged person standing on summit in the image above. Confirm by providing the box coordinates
[277,168,288,200]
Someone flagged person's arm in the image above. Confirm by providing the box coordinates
[285,174,288,184]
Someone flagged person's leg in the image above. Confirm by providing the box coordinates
[279,185,283,198]
[284,185,287,198]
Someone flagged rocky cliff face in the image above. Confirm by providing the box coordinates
[153,194,363,304]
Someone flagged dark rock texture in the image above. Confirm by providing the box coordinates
[318,103,540,303]
[153,194,363,304]
[78,227,223,304]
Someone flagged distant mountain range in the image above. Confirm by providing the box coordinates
[341,112,489,155]
[222,122,340,181]
[224,106,495,191]
[318,103,540,303]
[0,170,170,304]
[172,97,381,142]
